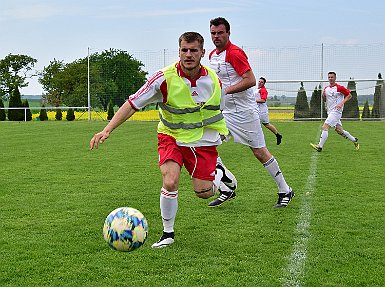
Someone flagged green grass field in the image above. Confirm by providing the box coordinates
[1,121,385,287]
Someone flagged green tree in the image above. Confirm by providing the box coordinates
[55,108,62,120]
[8,86,24,121]
[22,99,32,121]
[371,73,383,118]
[309,84,326,119]
[66,108,75,121]
[107,98,115,120]
[39,59,65,107]
[39,105,48,121]
[39,50,147,111]
[89,49,148,110]
[343,79,360,119]
[362,100,371,119]
[294,82,309,119]
[0,54,37,97]
[0,98,6,121]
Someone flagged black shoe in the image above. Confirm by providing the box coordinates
[208,190,236,207]
[151,232,175,248]
[274,189,295,208]
[276,133,282,145]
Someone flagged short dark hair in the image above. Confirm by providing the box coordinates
[179,32,204,49]
[259,77,266,84]
[328,71,336,76]
[179,32,205,49]
[210,17,230,32]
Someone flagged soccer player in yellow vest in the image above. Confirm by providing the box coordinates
[90,32,234,248]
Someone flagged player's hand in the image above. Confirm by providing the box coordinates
[90,131,110,150]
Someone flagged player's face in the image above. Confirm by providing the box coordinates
[328,73,336,85]
[179,40,204,72]
[210,24,230,50]
[258,79,265,88]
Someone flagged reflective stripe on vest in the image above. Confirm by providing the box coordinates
[159,112,224,129]
[158,103,220,114]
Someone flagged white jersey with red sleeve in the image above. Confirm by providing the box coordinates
[208,41,257,113]
[323,83,350,114]
[255,86,268,114]
[127,62,222,147]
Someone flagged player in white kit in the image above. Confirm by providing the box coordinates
[208,17,294,208]
[255,77,282,145]
[311,71,359,152]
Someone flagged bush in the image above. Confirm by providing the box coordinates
[107,99,115,120]
[39,105,48,121]
[8,87,24,121]
[55,109,62,120]
[0,98,6,121]
[294,83,310,119]
[343,80,360,119]
[361,100,370,119]
[66,108,75,121]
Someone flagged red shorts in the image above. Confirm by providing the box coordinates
[157,133,218,181]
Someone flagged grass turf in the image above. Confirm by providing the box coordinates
[0,120,384,286]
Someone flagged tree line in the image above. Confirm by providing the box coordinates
[0,49,148,121]
[1,51,384,121]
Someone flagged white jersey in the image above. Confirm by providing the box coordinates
[208,41,257,113]
[128,62,222,147]
[255,86,268,115]
[323,83,350,114]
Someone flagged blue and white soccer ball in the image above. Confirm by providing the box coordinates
[103,207,148,252]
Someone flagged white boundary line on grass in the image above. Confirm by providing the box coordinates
[281,148,320,287]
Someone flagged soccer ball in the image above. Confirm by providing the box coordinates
[103,207,148,252]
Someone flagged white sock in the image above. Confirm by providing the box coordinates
[342,130,356,142]
[160,188,178,233]
[319,129,328,148]
[263,157,290,194]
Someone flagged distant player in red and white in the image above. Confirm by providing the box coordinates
[208,17,294,208]
[311,71,359,152]
[255,77,283,145]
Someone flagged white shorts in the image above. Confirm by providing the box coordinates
[223,109,266,148]
[259,111,269,125]
[324,111,342,128]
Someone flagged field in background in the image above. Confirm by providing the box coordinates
[1,121,385,286]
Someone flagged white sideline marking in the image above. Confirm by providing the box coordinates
[281,151,319,287]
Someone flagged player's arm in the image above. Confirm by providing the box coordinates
[335,85,352,110]
[90,70,165,150]
[336,93,352,110]
[90,101,136,150]
[256,88,268,103]
[224,70,256,94]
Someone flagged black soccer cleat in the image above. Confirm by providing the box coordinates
[274,189,295,208]
[208,189,236,207]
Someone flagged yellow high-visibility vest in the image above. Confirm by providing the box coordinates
[157,63,228,143]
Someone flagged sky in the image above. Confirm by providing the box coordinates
[1,0,385,95]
